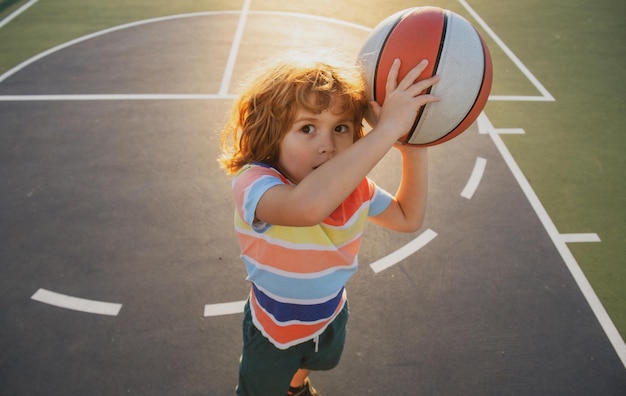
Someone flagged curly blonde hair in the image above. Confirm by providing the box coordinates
[218,55,369,175]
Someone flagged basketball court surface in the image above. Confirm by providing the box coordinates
[1,1,625,395]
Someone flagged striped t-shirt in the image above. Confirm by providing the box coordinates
[232,163,392,349]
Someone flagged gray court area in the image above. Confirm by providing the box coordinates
[1,12,625,395]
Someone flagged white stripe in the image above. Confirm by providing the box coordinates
[461,157,487,199]
[561,233,601,243]
[483,116,626,369]
[457,0,555,101]
[219,0,251,95]
[370,229,438,273]
[0,94,234,101]
[203,300,246,317]
[0,0,38,29]
[31,288,122,316]
[254,283,343,306]
[242,254,358,279]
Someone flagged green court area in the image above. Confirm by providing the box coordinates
[1,0,624,341]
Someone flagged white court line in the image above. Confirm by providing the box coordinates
[204,300,247,317]
[0,94,235,101]
[561,233,601,243]
[457,0,555,102]
[489,95,554,102]
[0,0,38,29]
[0,11,239,85]
[219,0,251,96]
[370,229,438,274]
[7,10,621,368]
[31,288,122,316]
[461,157,487,199]
[483,117,626,369]
[494,128,525,135]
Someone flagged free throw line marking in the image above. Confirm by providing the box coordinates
[31,288,122,316]
[461,157,487,199]
[370,229,438,274]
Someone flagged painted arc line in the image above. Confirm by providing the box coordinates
[0,9,547,104]
[31,288,122,316]
[561,233,601,243]
[0,94,236,101]
[206,227,439,315]
[370,229,438,274]
[0,0,39,30]
[15,93,566,104]
[461,157,487,199]
[482,115,626,369]
[204,300,247,317]
[0,10,363,86]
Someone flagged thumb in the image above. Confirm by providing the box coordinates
[369,101,382,121]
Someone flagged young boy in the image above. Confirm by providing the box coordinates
[219,54,439,395]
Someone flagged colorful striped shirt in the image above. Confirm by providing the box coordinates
[232,163,392,349]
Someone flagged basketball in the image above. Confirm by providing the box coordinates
[358,6,493,146]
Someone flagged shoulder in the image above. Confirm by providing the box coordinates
[233,163,290,191]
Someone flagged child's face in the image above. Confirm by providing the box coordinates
[277,100,356,184]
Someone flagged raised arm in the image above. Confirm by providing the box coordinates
[369,145,428,232]
[256,59,440,227]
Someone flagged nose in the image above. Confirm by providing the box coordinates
[318,131,336,155]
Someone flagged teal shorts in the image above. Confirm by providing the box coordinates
[236,300,349,396]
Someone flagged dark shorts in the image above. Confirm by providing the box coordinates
[236,300,349,396]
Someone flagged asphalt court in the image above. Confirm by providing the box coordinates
[1,11,625,396]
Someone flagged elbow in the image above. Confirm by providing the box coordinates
[398,215,425,233]
[402,223,424,234]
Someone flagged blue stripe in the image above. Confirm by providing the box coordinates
[243,257,355,300]
[369,185,393,217]
[242,175,284,229]
[253,284,343,323]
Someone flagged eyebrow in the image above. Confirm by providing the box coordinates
[293,115,318,123]
[293,115,355,125]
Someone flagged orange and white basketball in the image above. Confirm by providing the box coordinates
[358,6,493,146]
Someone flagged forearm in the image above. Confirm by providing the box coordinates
[293,124,403,221]
[394,146,428,230]
[368,145,428,232]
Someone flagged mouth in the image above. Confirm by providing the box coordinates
[313,158,329,170]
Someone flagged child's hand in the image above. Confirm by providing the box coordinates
[370,59,440,140]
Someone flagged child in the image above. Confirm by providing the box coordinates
[219,53,440,396]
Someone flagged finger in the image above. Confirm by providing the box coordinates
[397,59,430,90]
[385,59,401,93]
[406,74,441,97]
[369,101,382,120]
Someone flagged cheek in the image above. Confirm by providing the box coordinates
[277,136,305,169]
[337,134,355,151]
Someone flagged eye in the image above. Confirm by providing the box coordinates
[335,124,350,134]
[301,124,316,134]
